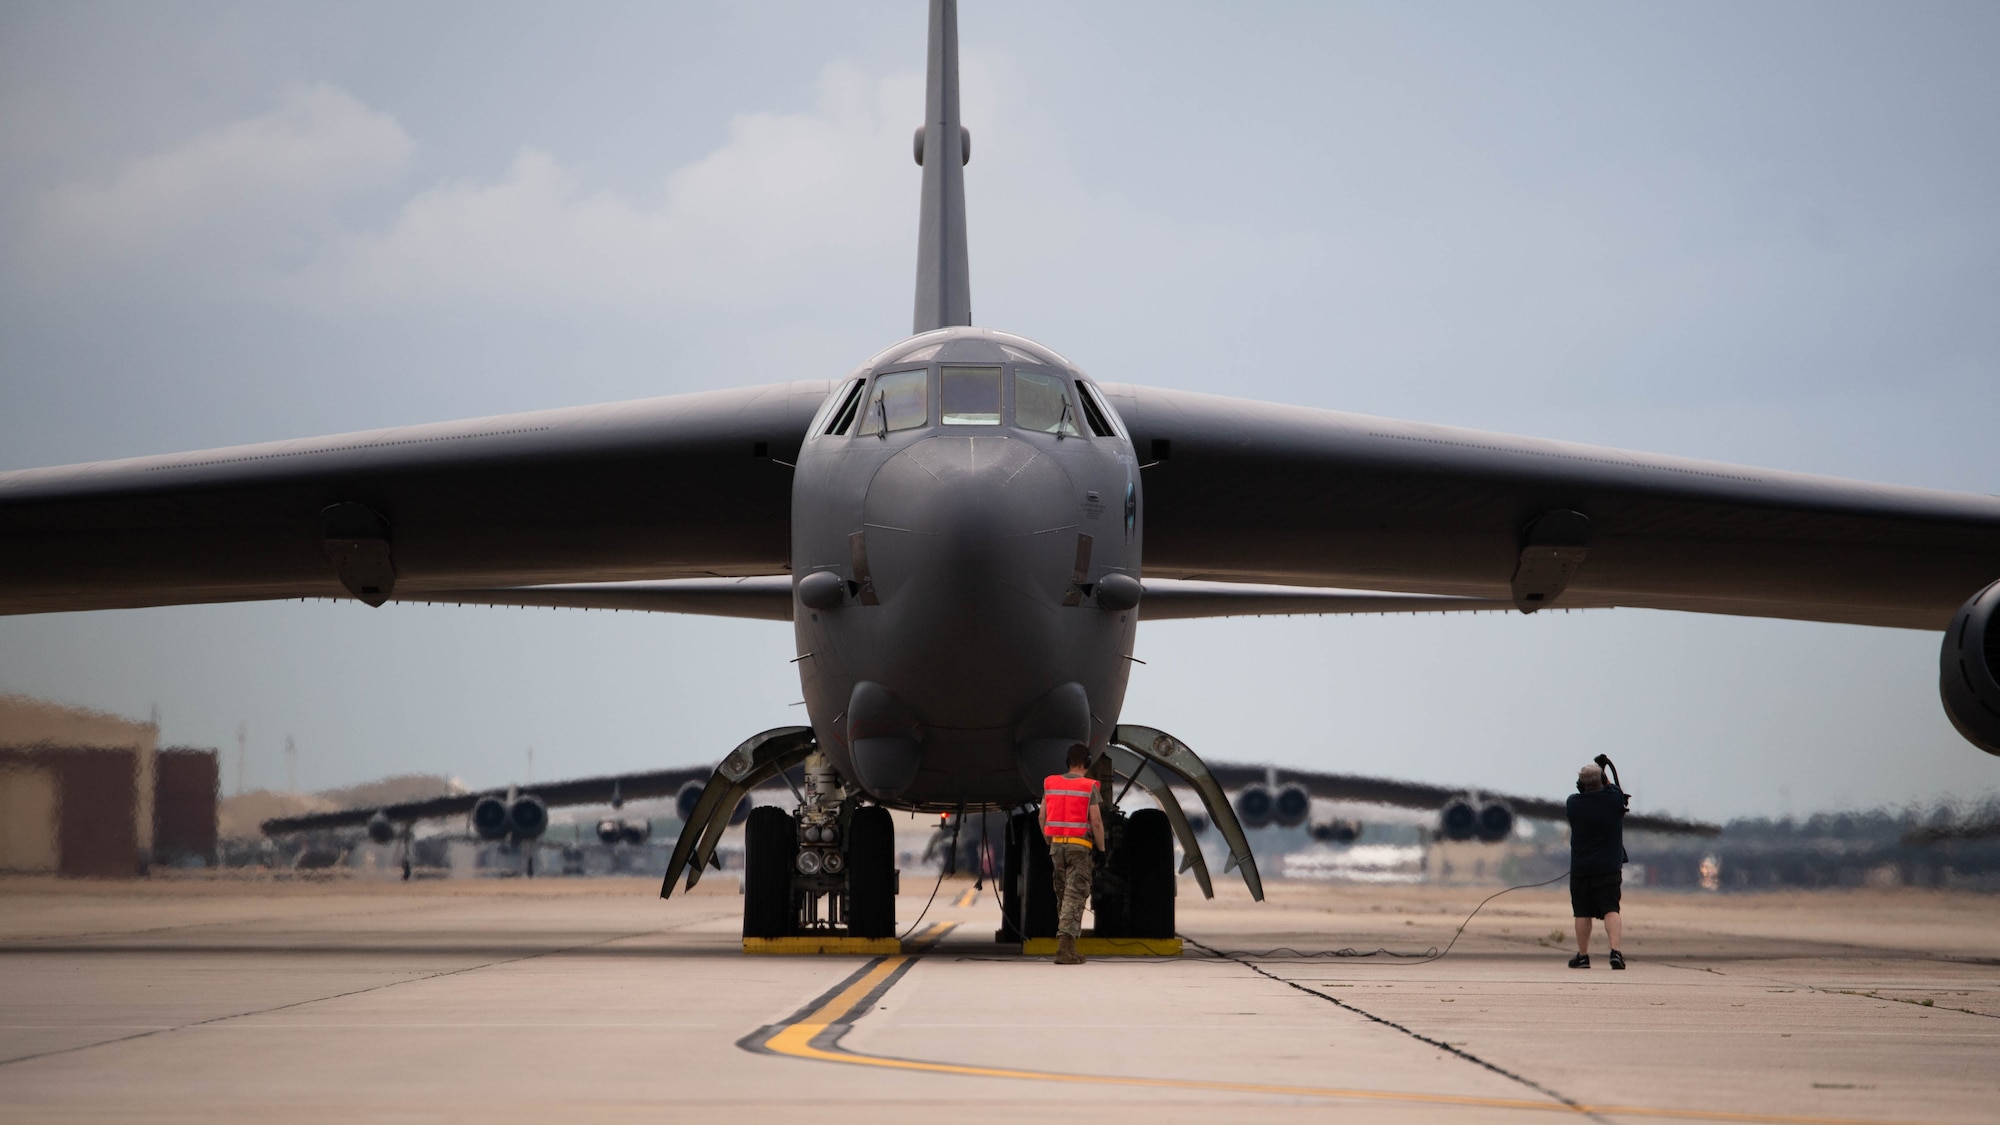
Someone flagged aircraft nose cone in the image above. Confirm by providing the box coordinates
[864,436,1073,576]
[856,436,1079,729]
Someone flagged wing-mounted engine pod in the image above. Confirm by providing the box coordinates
[1235,784,1274,830]
[1475,801,1516,844]
[365,812,396,844]
[471,796,510,841]
[1440,796,1480,841]
[1273,783,1311,829]
[507,796,549,840]
[597,818,652,846]
[1440,796,1514,842]
[1310,819,1361,844]
[1940,580,2000,756]
[675,781,705,823]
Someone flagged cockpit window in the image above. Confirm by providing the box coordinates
[1014,370,1081,436]
[940,366,1002,425]
[1074,382,1119,438]
[821,379,866,436]
[856,369,928,436]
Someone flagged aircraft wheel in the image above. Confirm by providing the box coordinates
[845,805,897,938]
[1124,808,1176,938]
[998,812,1025,941]
[743,805,797,938]
[1003,811,1058,940]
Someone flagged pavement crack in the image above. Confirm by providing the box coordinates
[1184,936,1611,1125]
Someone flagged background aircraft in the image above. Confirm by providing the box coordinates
[262,764,747,875]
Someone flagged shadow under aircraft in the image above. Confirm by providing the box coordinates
[7,0,1999,943]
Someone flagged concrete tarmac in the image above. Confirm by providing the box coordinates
[0,875,1994,1123]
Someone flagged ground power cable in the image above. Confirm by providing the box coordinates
[1193,869,1574,964]
[897,805,963,942]
[1024,869,1575,964]
[1185,934,1610,1124]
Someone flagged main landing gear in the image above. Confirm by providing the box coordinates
[665,723,1260,949]
[997,725,1264,945]
[662,729,899,941]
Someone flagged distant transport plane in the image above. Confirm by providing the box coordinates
[5,2,1997,943]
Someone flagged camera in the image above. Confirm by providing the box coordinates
[1584,752,1632,804]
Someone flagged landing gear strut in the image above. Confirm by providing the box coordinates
[998,727,1263,947]
[666,734,898,940]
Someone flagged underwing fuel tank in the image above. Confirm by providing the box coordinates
[790,327,1142,808]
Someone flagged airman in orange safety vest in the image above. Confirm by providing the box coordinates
[1039,742,1106,965]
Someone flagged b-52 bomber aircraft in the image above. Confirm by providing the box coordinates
[5,1,1999,943]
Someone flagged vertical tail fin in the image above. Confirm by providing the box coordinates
[912,0,971,333]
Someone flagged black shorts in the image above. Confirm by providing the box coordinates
[1570,870,1622,919]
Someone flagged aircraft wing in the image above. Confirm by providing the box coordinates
[260,764,723,835]
[399,575,1499,622]
[1105,385,2000,630]
[400,577,795,621]
[0,382,832,616]
[1205,761,1719,836]
[1137,579,1514,620]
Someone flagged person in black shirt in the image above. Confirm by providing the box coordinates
[1565,762,1628,970]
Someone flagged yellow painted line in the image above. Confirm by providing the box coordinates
[951,886,978,908]
[751,935,1944,1125]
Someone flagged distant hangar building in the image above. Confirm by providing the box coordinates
[0,694,217,876]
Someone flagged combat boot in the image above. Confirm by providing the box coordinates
[1055,935,1085,964]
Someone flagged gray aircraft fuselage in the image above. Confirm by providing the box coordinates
[791,327,1142,809]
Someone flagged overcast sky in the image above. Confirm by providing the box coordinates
[2,1,1996,821]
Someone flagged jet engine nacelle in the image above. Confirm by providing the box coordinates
[597,817,652,846]
[1309,819,1360,844]
[365,812,396,844]
[471,794,548,841]
[471,796,510,841]
[1235,784,1273,830]
[507,796,549,840]
[1940,580,2000,756]
[1439,796,1515,843]
[675,781,704,823]
[1273,783,1311,829]
[1475,801,1515,844]
[1439,797,1479,841]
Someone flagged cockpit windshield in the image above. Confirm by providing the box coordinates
[941,366,1001,425]
[1015,370,1081,436]
[856,369,928,436]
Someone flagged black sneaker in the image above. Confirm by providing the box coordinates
[1609,949,1626,970]
[1568,952,1590,969]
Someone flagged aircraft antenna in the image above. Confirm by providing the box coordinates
[912,0,972,333]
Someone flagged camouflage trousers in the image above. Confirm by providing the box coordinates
[1050,842,1094,939]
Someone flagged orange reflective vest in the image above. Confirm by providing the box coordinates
[1043,774,1099,844]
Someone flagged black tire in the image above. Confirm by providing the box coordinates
[998,813,1026,941]
[846,805,896,938]
[1092,813,1131,938]
[743,806,798,938]
[1124,808,1176,938]
[1010,811,1058,939]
